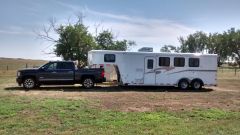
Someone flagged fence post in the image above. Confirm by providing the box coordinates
[26,64,28,68]
[7,65,8,71]
[235,68,237,76]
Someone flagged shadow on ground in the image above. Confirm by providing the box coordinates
[4,85,213,92]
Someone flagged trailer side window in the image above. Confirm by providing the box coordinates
[147,59,154,69]
[159,57,170,66]
[174,57,185,67]
[104,54,115,62]
[189,58,199,67]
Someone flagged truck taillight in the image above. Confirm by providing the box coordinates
[101,70,104,78]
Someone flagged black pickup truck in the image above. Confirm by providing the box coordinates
[16,61,105,89]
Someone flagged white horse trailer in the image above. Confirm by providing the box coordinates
[88,50,218,90]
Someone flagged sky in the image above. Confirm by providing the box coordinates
[1,0,240,60]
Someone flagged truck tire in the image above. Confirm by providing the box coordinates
[191,79,203,90]
[82,78,94,89]
[23,78,36,89]
[178,79,189,90]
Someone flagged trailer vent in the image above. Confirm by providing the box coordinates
[138,47,153,52]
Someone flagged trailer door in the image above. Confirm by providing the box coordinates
[144,57,156,85]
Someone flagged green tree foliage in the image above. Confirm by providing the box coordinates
[38,17,135,67]
[54,23,96,67]
[95,30,135,51]
[179,31,208,53]
[179,28,240,67]
[225,28,240,67]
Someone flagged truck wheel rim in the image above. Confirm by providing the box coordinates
[181,81,188,89]
[84,79,93,88]
[24,79,34,88]
[194,82,201,89]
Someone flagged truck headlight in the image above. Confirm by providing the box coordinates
[17,72,21,77]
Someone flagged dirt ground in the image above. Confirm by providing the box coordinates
[3,81,240,112]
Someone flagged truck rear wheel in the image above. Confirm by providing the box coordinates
[23,78,36,89]
[82,78,94,89]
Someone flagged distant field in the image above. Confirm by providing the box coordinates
[0,57,46,70]
[0,58,239,135]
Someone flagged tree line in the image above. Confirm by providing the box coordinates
[39,15,240,67]
[161,28,240,67]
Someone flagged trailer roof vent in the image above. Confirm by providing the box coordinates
[138,47,153,52]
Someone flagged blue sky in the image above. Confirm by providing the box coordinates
[1,0,240,60]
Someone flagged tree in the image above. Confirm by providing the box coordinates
[207,33,229,66]
[179,31,208,53]
[225,28,240,67]
[160,45,180,53]
[37,16,95,67]
[95,30,135,51]
[54,23,96,67]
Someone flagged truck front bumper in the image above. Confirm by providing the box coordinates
[16,77,23,86]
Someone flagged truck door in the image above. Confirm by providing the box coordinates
[38,62,74,84]
[144,57,156,85]
[55,62,74,83]
[38,62,58,82]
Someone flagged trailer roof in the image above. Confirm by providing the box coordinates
[89,50,218,56]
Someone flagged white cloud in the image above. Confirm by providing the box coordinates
[0,26,34,35]
[84,8,197,51]
[53,1,197,51]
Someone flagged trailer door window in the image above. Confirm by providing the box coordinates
[147,59,154,69]
[189,58,199,67]
[174,57,185,67]
[159,57,170,66]
[104,54,115,62]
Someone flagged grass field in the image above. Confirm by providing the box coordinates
[0,58,239,135]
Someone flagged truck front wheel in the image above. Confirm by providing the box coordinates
[82,78,94,89]
[23,78,36,89]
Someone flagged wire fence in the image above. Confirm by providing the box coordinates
[0,64,42,71]
[0,64,239,78]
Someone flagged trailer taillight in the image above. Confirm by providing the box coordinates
[101,70,105,78]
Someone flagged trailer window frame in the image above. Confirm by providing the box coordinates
[104,54,116,62]
[158,57,170,67]
[174,57,185,67]
[189,58,200,67]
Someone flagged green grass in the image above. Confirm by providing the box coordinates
[0,95,239,135]
[0,60,239,134]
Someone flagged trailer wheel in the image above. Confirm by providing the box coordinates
[178,79,189,90]
[191,80,203,90]
[82,78,94,89]
[23,77,36,89]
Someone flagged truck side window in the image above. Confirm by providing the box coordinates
[45,62,57,70]
[57,62,73,70]
[174,57,185,67]
[159,57,170,66]
[104,54,115,62]
[189,58,200,67]
[147,59,154,69]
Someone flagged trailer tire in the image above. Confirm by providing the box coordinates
[82,78,95,89]
[178,79,189,90]
[191,79,203,90]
